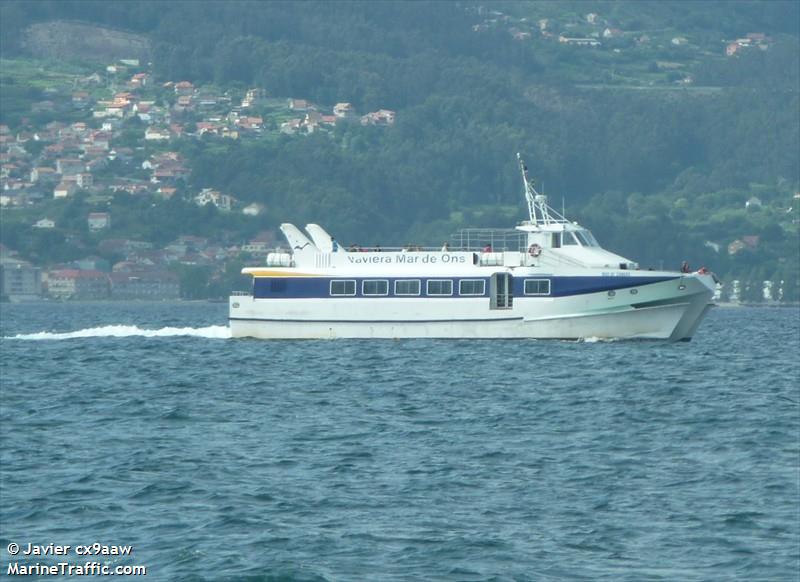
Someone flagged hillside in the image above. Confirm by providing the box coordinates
[0,1,797,302]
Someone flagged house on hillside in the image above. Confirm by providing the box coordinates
[174,81,195,95]
[194,188,235,211]
[360,110,396,126]
[334,103,356,118]
[56,158,86,176]
[236,116,263,131]
[241,88,263,108]
[145,127,171,141]
[72,91,91,108]
[53,181,78,198]
[129,72,150,88]
[726,33,771,57]
[30,167,58,184]
[280,119,302,135]
[33,218,56,229]
[288,98,314,111]
[88,212,111,231]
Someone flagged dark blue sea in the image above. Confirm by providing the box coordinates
[1,302,798,581]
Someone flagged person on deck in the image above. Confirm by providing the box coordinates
[331,237,339,252]
[442,242,450,252]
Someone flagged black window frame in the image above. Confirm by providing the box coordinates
[459,279,486,296]
[362,279,389,296]
[394,279,421,296]
[330,279,357,296]
[524,279,551,296]
[426,279,453,296]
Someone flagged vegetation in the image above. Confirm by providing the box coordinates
[0,1,798,301]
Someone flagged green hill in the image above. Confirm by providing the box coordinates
[0,0,798,300]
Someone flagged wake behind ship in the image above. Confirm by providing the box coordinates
[229,155,715,340]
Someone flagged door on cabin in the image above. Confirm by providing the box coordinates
[490,273,513,310]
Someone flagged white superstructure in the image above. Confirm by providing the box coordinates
[229,155,715,340]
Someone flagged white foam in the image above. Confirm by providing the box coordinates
[5,325,231,341]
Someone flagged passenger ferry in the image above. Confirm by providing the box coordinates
[229,154,715,340]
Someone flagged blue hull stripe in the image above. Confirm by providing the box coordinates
[250,275,677,299]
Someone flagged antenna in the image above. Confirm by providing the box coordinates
[516,153,570,227]
[517,152,536,224]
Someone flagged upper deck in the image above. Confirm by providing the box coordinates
[244,153,650,278]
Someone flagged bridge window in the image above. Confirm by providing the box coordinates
[583,230,600,247]
[330,279,356,296]
[459,279,485,296]
[395,279,421,296]
[574,231,597,247]
[427,279,453,296]
[362,279,389,296]
[524,279,551,296]
[562,232,578,246]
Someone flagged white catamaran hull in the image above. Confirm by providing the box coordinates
[229,274,714,341]
[228,154,718,342]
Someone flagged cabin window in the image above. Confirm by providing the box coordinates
[574,231,598,247]
[395,279,421,296]
[459,279,486,296]
[562,232,578,246]
[330,279,356,296]
[427,279,453,296]
[551,233,561,248]
[524,279,551,296]
[362,279,389,296]
[579,230,599,247]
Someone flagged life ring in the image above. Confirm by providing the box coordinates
[528,244,542,258]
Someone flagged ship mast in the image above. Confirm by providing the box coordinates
[516,152,567,226]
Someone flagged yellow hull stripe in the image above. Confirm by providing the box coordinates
[242,269,317,277]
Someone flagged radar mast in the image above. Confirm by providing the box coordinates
[516,153,568,227]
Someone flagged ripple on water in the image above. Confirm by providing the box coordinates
[0,304,798,580]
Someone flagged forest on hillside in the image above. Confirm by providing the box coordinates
[1,0,798,298]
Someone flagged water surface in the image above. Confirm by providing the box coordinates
[1,303,798,580]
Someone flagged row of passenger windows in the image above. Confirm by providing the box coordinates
[331,279,480,297]
[330,278,551,297]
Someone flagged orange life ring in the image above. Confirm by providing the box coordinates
[528,244,542,257]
